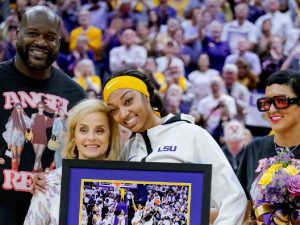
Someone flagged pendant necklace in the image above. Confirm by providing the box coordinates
[274,141,300,154]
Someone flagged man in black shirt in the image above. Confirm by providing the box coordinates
[0,6,86,225]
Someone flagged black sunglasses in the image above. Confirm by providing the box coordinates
[257,95,300,112]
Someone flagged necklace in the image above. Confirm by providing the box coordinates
[274,142,300,154]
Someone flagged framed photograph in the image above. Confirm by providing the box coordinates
[59,159,212,225]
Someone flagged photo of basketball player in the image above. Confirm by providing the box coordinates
[80,181,190,225]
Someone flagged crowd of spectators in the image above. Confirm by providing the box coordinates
[82,182,190,225]
[1,0,299,171]
[142,184,189,225]
[82,182,120,225]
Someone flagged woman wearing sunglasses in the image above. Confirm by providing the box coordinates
[237,70,300,221]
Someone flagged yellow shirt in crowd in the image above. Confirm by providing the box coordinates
[153,72,187,94]
[69,26,102,60]
[73,75,102,92]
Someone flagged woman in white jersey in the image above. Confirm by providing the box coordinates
[131,194,144,225]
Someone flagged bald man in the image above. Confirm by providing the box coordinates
[0,6,86,225]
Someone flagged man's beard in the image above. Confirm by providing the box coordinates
[16,43,58,71]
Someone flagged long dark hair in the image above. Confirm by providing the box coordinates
[105,70,168,117]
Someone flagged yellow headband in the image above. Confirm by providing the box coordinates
[103,76,150,102]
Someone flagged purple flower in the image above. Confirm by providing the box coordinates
[288,175,300,197]
[275,150,294,165]
[265,170,289,204]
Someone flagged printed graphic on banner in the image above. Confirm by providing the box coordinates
[1,91,69,192]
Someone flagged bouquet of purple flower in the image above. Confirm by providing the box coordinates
[251,149,300,224]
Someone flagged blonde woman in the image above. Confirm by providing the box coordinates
[24,99,121,225]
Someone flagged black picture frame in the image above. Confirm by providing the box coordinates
[59,159,212,225]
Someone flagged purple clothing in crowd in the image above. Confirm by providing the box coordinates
[4,42,16,61]
[202,36,231,72]
[153,5,177,25]
[248,5,266,23]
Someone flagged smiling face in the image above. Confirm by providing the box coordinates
[264,84,300,134]
[107,88,154,133]
[16,8,61,73]
[75,112,110,160]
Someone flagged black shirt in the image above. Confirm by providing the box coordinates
[222,145,244,174]
[237,135,300,200]
[0,59,87,225]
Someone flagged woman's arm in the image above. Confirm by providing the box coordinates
[23,190,50,225]
[132,194,137,211]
